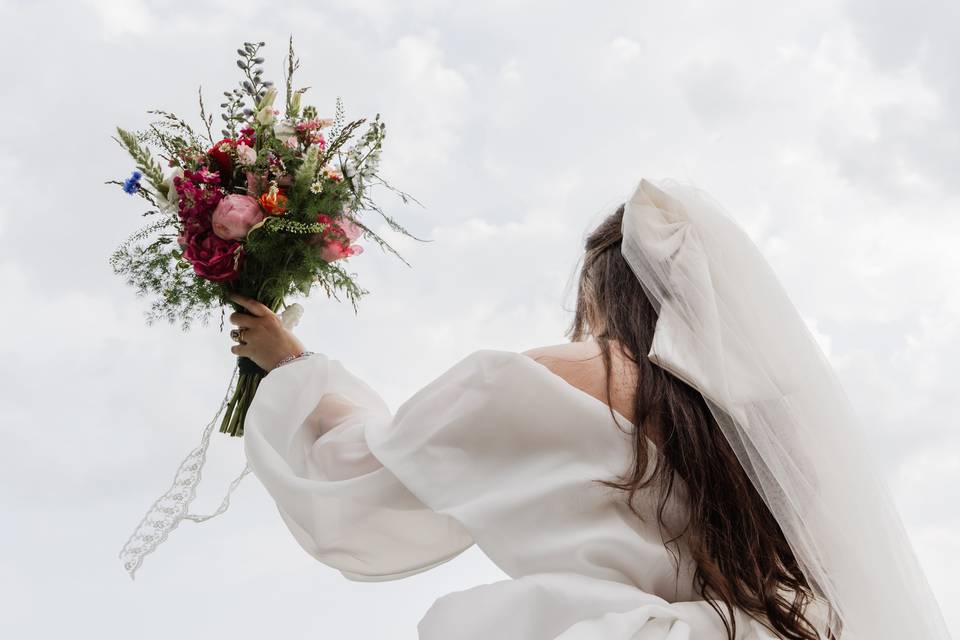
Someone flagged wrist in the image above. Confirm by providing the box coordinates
[271,349,314,371]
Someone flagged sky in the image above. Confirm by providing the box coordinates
[1,0,958,637]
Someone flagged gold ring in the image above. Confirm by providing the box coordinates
[230,328,244,343]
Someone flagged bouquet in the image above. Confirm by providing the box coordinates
[111,38,421,436]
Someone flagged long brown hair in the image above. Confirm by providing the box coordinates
[569,203,825,640]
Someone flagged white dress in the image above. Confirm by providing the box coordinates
[243,348,809,639]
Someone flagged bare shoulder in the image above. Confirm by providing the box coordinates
[521,341,640,426]
[522,340,598,359]
[520,341,604,377]
[520,342,563,361]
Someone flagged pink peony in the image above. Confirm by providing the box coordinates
[182,229,243,282]
[211,194,264,241]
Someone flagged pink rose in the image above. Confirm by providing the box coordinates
[211,194,264,241]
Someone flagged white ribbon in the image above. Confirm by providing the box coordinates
[118,303,304,579]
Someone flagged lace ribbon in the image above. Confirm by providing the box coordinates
[118,304,304,579]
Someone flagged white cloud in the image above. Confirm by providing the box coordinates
[1,0,958,637]
[380,35,469,169]
[82,0,153,37]
[836,0,960,198]
[609,36,643,63]
[678,58,750,128]
[500,58,521,83]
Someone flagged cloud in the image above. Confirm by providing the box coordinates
[836,0,960,198]
[678,58,750,128]
[1,0,958,637]
[379,35,470,170]
[608,36,643,63]
[82,0,153,37]
[500,58,521,83]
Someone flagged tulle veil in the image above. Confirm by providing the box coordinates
[618,177,951,639]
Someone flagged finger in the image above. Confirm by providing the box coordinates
[231,343,252,356]
[237,324,262,342]
[228,325,260,345]
[229,311,260,327]
[229,294,272,318]
[231,294,271,317]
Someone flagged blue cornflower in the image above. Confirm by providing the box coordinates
[122,170,143,195]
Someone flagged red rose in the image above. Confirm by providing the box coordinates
[182,229,243,282]
[207,139,235,174]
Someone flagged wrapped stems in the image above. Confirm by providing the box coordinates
[219,368,264,437]
[219,296,281,437]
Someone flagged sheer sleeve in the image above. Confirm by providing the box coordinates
[242,352,476,582]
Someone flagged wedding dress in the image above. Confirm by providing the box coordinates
[225,176,949,639]
[243,347,820,639]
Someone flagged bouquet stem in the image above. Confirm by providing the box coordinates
[220,357,266,437]
[219,298,278,437]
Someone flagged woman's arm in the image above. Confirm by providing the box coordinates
[233,294,475,580]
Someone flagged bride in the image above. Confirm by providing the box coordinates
[227,178,951,639]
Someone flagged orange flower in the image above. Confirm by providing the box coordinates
[322,165,343,182]
[259,190,288,215]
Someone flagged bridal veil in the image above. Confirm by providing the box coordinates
[620,178,951,639]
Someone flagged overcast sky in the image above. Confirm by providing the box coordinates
[1,0,958,637]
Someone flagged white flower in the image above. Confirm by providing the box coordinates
[341,160,362,190]
[236,143,257,166]
[256,109,276,126]
[256,87,279,126]
[290,89,305,114]
[273,119,296,139]
[257,86,278,110]
[280,303,304,330]
[159,167,184,213]
[309,181,323,194]
[341,159,357,178]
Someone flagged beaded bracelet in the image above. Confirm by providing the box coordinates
[273,350,315,371]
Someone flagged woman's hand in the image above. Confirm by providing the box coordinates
[227,293,306,372]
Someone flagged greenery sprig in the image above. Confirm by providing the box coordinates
[114,127,169,198]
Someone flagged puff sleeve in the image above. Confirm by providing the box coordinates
[242,352,476,582]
